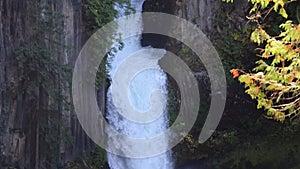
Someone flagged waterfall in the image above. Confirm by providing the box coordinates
[106,0,174,169]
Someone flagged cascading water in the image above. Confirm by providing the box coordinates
[106,0,174,169]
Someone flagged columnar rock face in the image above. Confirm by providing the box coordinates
[0,1,102,168]
[177,0,221,34]
[0,0,250,168]
[176,0,249,35]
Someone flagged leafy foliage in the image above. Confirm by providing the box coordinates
[228,0,300,121]
[86,147,107,168]
[86,0,133,28]
[84,0,134,88]
[213,1,258,86]
[13,3,72,167]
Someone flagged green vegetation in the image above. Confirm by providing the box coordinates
[208,118,300,169]
[12,1,133,168]
[172,1,300,168]
[84,0,134,88]
[15,3,71,113]
[227,0,300,121]
[193,0,300,168]
[71,0,133,168]
[13,3,72,167]
[214,3,256,84]
[4,0,300,168]
[166,77,180,126]
[85,147,108,169]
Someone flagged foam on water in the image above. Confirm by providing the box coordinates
[106,0,174,168]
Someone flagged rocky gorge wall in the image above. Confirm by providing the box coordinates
[176,0,249,36]
[0,0,251,168]
[142,0,252,167]
[0,0,105,168]
[176,0,221,35]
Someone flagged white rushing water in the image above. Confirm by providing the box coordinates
[106,0,174,169]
